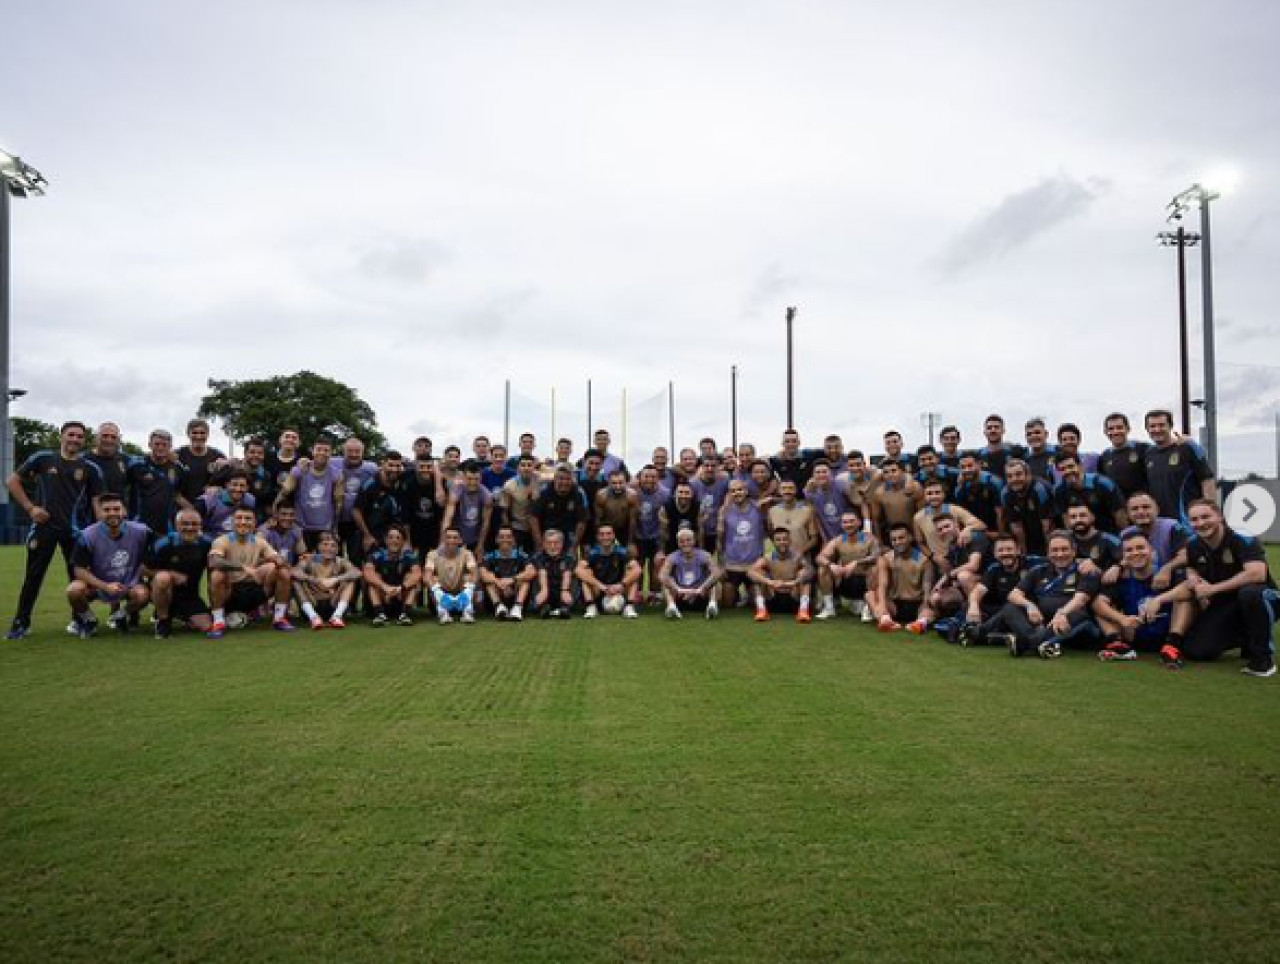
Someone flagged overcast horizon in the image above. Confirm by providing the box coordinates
[5,0,1279,476]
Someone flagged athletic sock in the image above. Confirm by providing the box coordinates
[301,603,319,621]
[755,594,767,609]
[273,603,287,620]
[212,608,225,623]
[800,594,810,609]
[333,600,348,619]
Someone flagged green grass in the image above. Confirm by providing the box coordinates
[2,546,1279,963]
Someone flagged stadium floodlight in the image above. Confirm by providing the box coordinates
[1,146,48,542]
[1165,180,1225,476]
[0,149,48,198]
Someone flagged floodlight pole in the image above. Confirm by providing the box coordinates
[1,181,11,525]
[1198,189,1219,475]
[785,307,796,428]
[1156,227,1200,435]
[730,365,739,452]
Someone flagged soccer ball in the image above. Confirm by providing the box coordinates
[601,595,626,616]
[226,611,250,630]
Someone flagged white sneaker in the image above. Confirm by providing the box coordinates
[816,603,837,620]
[622,604,638,619]
[860,606,874,623]
[584,604,598,619]
[438,611,453,625]
[461,609,475,624]
[494,604,509,621]
[510,605,523,622]
[65,619,80,636]
[665,604,681,620]
[706,600,719,620]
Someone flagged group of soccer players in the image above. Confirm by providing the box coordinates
[5,411,1277,677]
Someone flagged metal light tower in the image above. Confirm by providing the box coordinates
[784,306,796,428]
[1,148,48,539]
[1156,226,1201,435]
[1167,181,1226,474]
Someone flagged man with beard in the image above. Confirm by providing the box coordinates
[66,492,153,637]
[718,478,765,607]
[579,523,642,619]
[1091,531,1187,662]
[815,510,879,621]
[127,429,191,537]
[660,527,723,619]
[1052,452,1125,533]
[999,459,1053,557]
[750,527,814,623]
[999,530,1100,659]
[1143,409,1216,523]
[1097,413,1149,498]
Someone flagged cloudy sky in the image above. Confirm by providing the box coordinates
[6,0,1279,474]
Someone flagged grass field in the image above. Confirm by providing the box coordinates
[2,546,1278,963]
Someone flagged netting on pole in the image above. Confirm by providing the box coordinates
[624,387,669,470]
[507,383,673,470]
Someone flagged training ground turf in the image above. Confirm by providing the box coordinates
[1,545,1278,963]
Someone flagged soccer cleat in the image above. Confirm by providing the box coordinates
[622,603,639,619]
[154,618,172,640]
[877,615,900,633]
[1159,644,1184,671]
[990,632,1018,657]
[754,607,770,622]
[850,601,865,617]
[816,603,837,621]
[328,616,346,630]
[310,617,326,631]
[6,621,31,640]
[273,618,296,633]
[205,621,226,640]
[557,607,571,620]
[397,612,414,627]
[1097,641,1137,662]
[1037,640,1063,660]
[584,604,599,619]
[509,605,523,622]
[1241,658,1277,678]
[109,611,130,635]
[438,610,453,625]
[665,604,681,620]
[860,606,874,624]
[371,613,389,628]
[494,604,509,621]
[705,600,718,620]
[905,620,927,635]
[796,609,812,624]
[460,609,475,625]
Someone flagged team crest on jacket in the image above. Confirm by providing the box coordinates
[1223,549,1233,564]
[74,468,84,481]
[1169,453,1180,466]
[1129,452,1138,463]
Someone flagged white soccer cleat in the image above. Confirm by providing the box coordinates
[461,609,475,624]
[438,610,452,625]
[622,604,638,619]
[665,604,681,620]
[509,605,523,622]
[705,600,719,620]
[860,606,874,623]
[816,603,837,620]
[584,604,599,619]
[494,604,509,621]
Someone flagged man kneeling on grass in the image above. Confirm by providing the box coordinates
[870,523,933,634]
[207,505,295,638]
[481,526,536,621]
[659,526,722,619]
[293,531,361,630]
[145,508,213,638]
[580,523,642,619]
[363,525,422,627]
[1090,530,1189,665]
[749,527,814,623]
[998,529,1100,659]
[66,493,153,638]
[425,526,479,625]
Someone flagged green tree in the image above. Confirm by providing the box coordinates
[198,371,386,452]
[13,417,60,465]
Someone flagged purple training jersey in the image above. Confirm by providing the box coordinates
[721,501,764,567]
[807,484,851,541]
[669,548,714,588]
[75,521,152,587]
[292,462,344,532]
[451,486,492,546]
[691,476,729,537]
[636,484,669,541]
[340,460,379,522]
[200,491,257,535]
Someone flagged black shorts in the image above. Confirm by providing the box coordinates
[700,533,718,554]
[767,593,801,615]
[302,529,328,552]
[409,522,440,553]
[171,590,210,620]
[510,528,535,554]
[227,582,269,613]
[725,569,753,589]
[676,595,710,612]
[891,599,921,623]
[635,538,661,564]
[835,575,868,600]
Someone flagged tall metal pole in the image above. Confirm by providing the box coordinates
[785,306,796,428]
[1274,411,1279,478]
[503,379,511,449]
[730,365,738,452]
[1175,227,1192,435]
[0,182,12,527]
[668,381,675,456]
[587,378,592,446]
[1199,193,1219,475]
[0,184,14,547]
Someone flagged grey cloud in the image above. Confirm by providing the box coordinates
[1217,317,1276,342]
[937,175,1110,275]
[355,238,452,284]
[1217,366,1280,428]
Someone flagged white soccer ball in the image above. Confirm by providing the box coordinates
[226,611,250,630]
[601,595,626,615]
